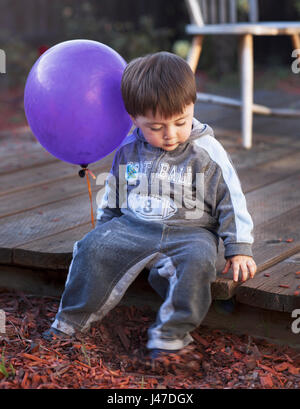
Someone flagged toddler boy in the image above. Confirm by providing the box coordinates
[43,52,257,357]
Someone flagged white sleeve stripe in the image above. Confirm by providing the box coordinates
[194,135,253,243]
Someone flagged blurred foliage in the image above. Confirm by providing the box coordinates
[237,0,251,20]
[0,29,38,89]
[294,0,300,14]
[0,1,175,89]
[60,2,174,62]
[172,40,191,60]
[1,0,300,91]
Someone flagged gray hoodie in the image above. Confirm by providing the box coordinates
[96,117,254,258]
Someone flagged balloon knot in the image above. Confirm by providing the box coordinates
[78,164,88,178]
[78,168,86,178]
[78,165,96,179]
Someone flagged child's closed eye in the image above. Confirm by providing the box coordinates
[150,122,186,132]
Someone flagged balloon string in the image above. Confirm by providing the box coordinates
[79,167,96,228]
[86,172,94,228]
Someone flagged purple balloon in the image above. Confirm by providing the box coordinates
[24,40,132,165]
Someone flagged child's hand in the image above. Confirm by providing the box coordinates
[222,255,257,282]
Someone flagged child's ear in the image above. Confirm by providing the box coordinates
[129,115,137,126]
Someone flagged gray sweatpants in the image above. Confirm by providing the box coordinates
[52,215,219,350]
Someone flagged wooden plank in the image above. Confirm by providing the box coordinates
[246,206,300,271]
[203,302,300,348]
[194,104,239,133]
[13,223,93,270]
[231,143,300,170]
[213,205,300,299]
[4,166,299,252]
[5,144,298,250]
[0,264,64,298]
[0,248,13,265]
[5,203,300,305]
[236,253,300,312]
[0,161,79,197]
[197,94,300,168]
[0,192,97,249]
[2,155,300,297]
[0,159,114,218]
[18,147,300,268]
[198,98,300,148]
[206,89,300,148]
[9,198,300,302]
[246,171,300,226]
[0,146,57,176]
[237,149,300,192]
[1,114,300,303]
[0,176,97,219]
[0,127,41,159]
[0,127,115,177]
[19,196,300,272]
[213,123,300,151]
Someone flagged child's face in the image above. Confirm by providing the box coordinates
[130,103,194,151]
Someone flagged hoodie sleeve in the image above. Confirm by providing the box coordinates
[96,150,122,227]
[213,147,254,258]
[198,135,254,259]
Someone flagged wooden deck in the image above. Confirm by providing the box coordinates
[1,93,300,313]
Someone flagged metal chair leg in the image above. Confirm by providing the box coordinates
[239,34,254,149]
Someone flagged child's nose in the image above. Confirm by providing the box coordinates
[164,128,176,140]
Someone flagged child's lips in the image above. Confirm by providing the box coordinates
[165,142,178,147]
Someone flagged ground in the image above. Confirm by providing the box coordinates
[0,291,299,389]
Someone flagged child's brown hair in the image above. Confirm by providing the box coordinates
[121,51,196,119]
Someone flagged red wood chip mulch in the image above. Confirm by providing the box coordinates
[0,291,299,389]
